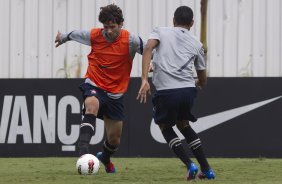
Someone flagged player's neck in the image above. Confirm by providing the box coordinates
[174,25,191,30]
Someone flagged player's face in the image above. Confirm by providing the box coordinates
[103,21,122,40]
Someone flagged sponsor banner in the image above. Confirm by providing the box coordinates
[0,78,282,157]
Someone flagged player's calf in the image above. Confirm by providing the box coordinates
[96,140,118,173]
[78,114,96,156]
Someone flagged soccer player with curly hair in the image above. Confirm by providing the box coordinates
[55,4,145,173]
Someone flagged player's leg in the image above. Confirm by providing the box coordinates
[159,124,191,165]
[176,121,209,170]
[96,94,124,173]
[97,117,122,173]
[176,87,215,179]
[159,123,198,180]
[104,118,122,161]
[78,96,99,156]
[153,89,198,180]
[176,121,215,179]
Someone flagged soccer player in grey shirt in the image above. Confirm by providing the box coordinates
[137,6,215,180]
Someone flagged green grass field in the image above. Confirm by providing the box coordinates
[0,157,281,184]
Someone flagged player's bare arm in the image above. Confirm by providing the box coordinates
[137,39,159,103]
[196,69,207,90]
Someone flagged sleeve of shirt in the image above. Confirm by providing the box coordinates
[149,27,160,41]
[194,45,206,70]
[60,30,91,46]
[129,33,146,55]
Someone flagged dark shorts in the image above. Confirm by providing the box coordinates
[152,87,197,126]
[79,83,125,121]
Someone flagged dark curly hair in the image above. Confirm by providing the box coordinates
[99,4,124,24]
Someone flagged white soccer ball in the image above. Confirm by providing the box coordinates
[76,154,100,175]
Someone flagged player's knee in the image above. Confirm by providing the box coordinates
[180,125,201,149]
[85,106,99,115]
[176,120,189,131]
[159,124,171,132]
[84,97,99,114]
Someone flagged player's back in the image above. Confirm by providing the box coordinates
[151,27,204,91]
[156,27,201,56]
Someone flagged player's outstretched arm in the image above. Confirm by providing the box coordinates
[55,30,91,48]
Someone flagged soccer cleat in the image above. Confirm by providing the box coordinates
[197,168,215,180]
[104,161,116,173]
[96,152,116,173]
[186,162,198,180]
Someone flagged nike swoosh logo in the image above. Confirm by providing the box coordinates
[150,95,282,143]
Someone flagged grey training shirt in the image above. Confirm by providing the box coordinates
[149,27,206,91]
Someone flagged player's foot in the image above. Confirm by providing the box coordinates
[186,162,198,180]
[197,168,215,180]
[104,161,116,173]
[96,152,116,173]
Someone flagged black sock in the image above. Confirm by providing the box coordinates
[180,126,210,171]
[78,114,96,156]
[162,127,192,166]
[101,140,118,164]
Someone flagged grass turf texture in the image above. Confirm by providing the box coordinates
[0,158,281,184]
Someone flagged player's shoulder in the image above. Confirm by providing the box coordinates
[122,28,138,37]
[126,31,142,43]
[125,31,144,48]
[127,31,138,38]
[90,27,102,33]
[120,28,130,36]
[188,33,203,49]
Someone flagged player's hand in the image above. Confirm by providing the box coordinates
[137,79,151,103]
[195,80,203,90]
[55,31,63,47]
[148,63,154,72]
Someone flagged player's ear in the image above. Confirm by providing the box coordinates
[119,22,123,28]
[173,17,176,26]
[190,19,194,27]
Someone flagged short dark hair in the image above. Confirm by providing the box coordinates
[174,6,193,26]
[99,4,124,24]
